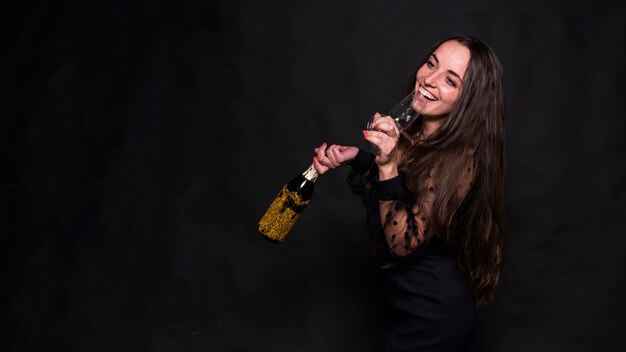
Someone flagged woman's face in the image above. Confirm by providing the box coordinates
[413,40,470,118]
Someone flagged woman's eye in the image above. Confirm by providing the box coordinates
[446,77,457,87]
[426,60,435,68]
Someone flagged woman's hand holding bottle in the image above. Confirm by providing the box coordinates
[312,142,359,174]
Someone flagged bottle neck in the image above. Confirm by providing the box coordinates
[302,163,319,182]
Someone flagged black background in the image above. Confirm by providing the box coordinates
[3,0,625,351]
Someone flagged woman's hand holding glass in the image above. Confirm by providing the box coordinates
[363,113,402,180]
[363,90,429,179]
[312,142,359,175]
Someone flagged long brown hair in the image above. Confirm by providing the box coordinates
[400,36,505,307]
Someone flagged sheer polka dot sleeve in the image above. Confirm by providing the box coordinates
[377,177,433,257]
[376,157,475,258]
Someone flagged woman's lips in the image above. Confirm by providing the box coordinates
[418,86,437,101]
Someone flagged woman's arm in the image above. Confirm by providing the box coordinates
[377,157,475,257]
[376,175,434,256]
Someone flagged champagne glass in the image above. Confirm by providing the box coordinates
[365,90,426,154]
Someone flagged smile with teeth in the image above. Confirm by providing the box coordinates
[418,87,437,101]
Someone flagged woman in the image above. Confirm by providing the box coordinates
[312,36,505,351]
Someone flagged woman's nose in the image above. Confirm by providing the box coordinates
[423,72,438,87]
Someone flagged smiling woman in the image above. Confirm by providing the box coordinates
[312,36,505,351]
[413,40,470,122]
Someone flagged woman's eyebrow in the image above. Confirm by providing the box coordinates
[447,70,462,82]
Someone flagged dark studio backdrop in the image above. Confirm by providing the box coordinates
[2,0,625,351]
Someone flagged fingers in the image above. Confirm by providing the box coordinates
[312,155,330,174]
[362,130,386,151]
[363,129,398,166]
[368,112,383,129]
[325,145,343,167]
[313,143,357,172]
[365,113,400,164]
[315,142,332,165]
[363,127,398,151]
[313,142,330,174]
[313,142,337,172]
[370,114,399,138]
[335,146,359,163]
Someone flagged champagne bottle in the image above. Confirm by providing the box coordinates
[258,164,319,243]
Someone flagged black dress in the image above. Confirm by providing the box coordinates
[348,149,476,352]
